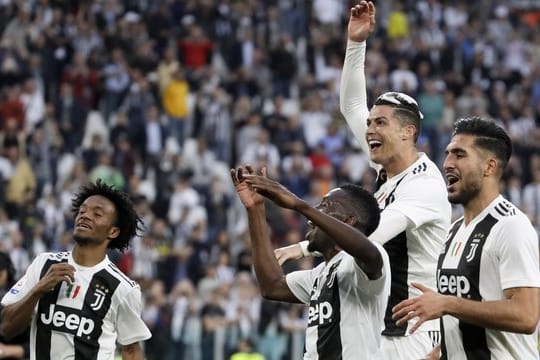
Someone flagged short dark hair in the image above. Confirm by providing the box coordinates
[452,117,513,172]
[71,180,143,251]
[374,92,423,143]
[339,184,380,236]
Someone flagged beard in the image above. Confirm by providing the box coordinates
[73,234,99,246]
[448,179,482,206]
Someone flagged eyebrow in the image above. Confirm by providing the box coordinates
[367,116,388,123]
[445,147,466,154]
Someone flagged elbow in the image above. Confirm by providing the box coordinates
[259,287,279,301]
[0,322,13,340]
[520,316,538,335]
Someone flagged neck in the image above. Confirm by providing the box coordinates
[384,148,419,178]
[72,244,107,267]
[463,187,500,225]
[322,248,340,263]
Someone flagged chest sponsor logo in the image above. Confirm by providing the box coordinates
[438,271,471,298]
[40,304,95,337]
[308,301,334,326]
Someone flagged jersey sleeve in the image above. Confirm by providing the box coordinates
[495,216,540,290]
[1,253,48,306]
[339,40,381,172]
[385,173,449,228]
[115,285,152,345]
[344,243,391,296]
[285,267,321,304]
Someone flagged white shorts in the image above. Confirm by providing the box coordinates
[379,331,440,360]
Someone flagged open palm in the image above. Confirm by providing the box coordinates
[348,1,376,42]
[231,166,265,209]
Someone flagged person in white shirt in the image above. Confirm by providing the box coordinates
[231,165,390,359]
[1,180,151,360]
[393,117,540,360]
[275,2,451,359]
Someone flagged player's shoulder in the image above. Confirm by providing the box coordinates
[490,197,532,228]
[104,261,140,291]
[33,251,69,266]
[407,155,444,180]
[401,158,447,193]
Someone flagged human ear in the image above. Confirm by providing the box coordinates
[108,226,120,240]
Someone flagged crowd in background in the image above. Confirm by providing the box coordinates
[1,0,540,359]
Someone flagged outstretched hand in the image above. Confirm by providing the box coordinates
[230,166,265,209]
[348,1,376,43]
[243,172,302,210]
[391,282,447,334]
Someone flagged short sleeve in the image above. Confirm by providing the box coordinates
[346,243,391,297]
[385,174,449,228]
[115,285,152,345]
[1,253,47,306]
[495,217,540,290]
[285,267,321,304]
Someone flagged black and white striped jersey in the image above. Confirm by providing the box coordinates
[286,243,391,359]
[374,153,451,336]
[438,196,540,360]
[2,251,151,360]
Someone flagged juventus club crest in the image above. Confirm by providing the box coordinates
[465,233,484,262]
[90,284,109,311]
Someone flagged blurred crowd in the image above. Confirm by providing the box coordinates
[1,0,540,359]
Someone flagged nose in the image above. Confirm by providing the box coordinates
[443,155,454,172]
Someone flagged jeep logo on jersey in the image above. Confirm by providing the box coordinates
[308,301,334,326]
[438,272,471,298]
[40,304,95,337]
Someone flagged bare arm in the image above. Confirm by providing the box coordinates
[393,283,540,334]
[121,342,145,360]
[231,167,300,303]
[295,200,382,278]
[245,173,383,279]
[1,263,75,338]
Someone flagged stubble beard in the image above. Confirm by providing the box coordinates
[73,234,99,246]
[448,180,482,206]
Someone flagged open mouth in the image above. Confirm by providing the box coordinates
[446,174,459,188]
[368,140,382,151]
[76,223,92,230]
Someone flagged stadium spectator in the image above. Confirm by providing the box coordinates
[0,251,29,360]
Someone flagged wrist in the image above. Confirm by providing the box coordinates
[442,295,457,316]
[299,241,310,257]
[299,240,322,258]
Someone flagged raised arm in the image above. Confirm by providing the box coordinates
[244,173,383,279]
[231,167,300,303]
[340,1,376,157]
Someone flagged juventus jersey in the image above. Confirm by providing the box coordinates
[2,252,152,360]
[286,243,391,359]
[374,154,451,336]
[438,196,540,360]
[340,40,451,337]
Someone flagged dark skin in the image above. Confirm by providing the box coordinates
[0,195,145,360]
[231,166,383,303]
